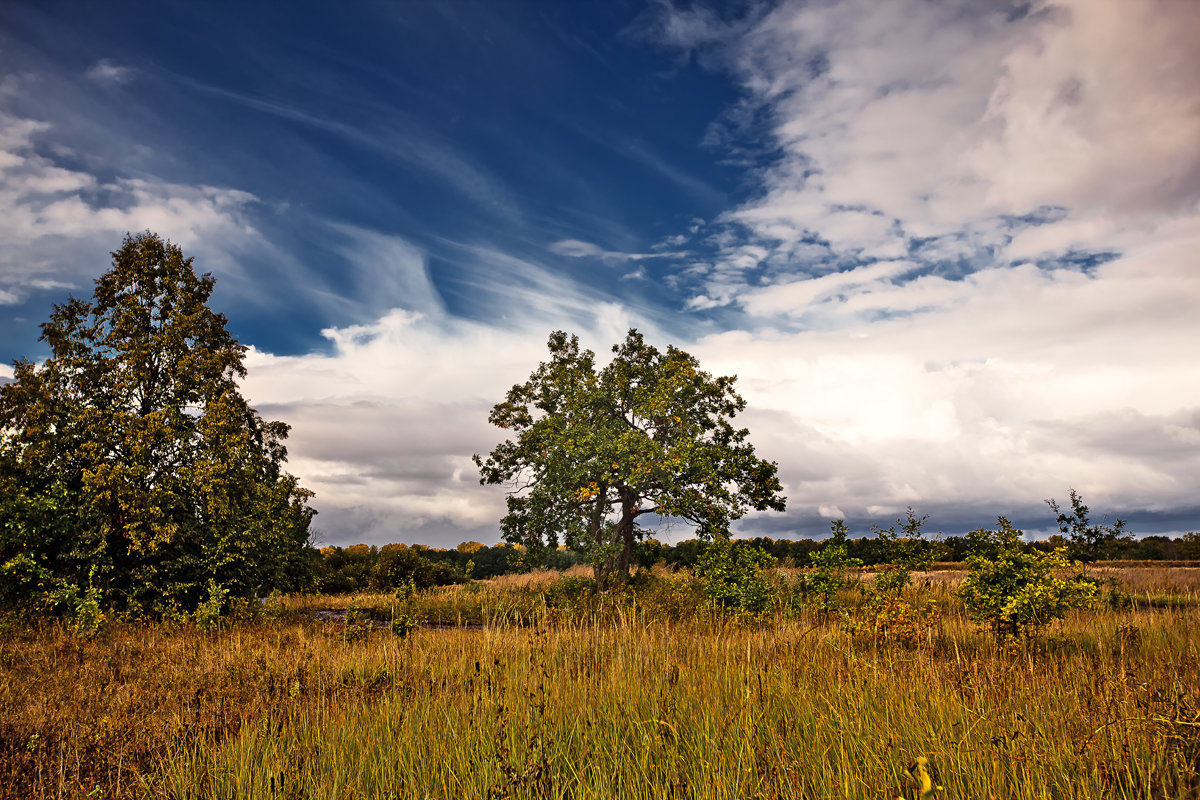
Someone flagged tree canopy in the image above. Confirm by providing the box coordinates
[0,232,314,614]
[474,329,785,589]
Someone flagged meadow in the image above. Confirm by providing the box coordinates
[2,566,1198,800]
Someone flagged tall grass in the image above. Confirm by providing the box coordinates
[2,566,1198,799]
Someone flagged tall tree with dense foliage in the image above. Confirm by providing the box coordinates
[0,232,314,614]
[475,329,785,589]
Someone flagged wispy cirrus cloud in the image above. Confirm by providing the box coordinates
[84,59,134,86]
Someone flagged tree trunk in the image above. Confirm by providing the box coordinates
[616,508,636,576]
[590,490,612,591]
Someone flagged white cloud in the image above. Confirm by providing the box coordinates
[0,109,260,295]
[548,238,683,264]
[650,0,1200,303]
[548,239,605,258]
[634,0,1200,532]
[691,223,1200,527]
[740,259,916,317]
[965,0,1200,217]
[241,298,673,545]
[84,59,134,86]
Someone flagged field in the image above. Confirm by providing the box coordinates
[2,566,1198,799]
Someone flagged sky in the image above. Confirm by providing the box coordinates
[1,0,1198,547]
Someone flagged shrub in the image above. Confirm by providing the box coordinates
[390,613,418,637]
[959,516,1097,637]
[194,580,229,632]
[803,520,862,614]
[849,591,940,646]
[542,575,596,608]
[871,508,939,595]
[695,539,776,618]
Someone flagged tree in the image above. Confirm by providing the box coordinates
[0,232,314,614]
[1046,488,1130,563]
[474,329,785,590]
[958,516,1096,637]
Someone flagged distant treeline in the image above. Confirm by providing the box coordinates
[311,532,1200,594]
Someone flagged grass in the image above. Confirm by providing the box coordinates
[2,566,1198,799]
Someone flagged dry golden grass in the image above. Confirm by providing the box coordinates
[1,563,1197,799]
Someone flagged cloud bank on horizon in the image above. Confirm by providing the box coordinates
[1,0,1197,545]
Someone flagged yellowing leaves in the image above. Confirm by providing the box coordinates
[575,482,602,502]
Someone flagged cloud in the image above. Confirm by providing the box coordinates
[85,59,134,86]
[173,75,524,224]
[633,0,1200,534]
[0,108,260,298]
[548,239,605,258]
[689,221,1200,532]
[645,0,1200,304]
[965,0,1200,217]
[241,295,674,546]
[548,238,683,264]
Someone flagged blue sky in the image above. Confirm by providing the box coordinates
[2,0,1199,547]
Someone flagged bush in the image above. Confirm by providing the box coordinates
[194,580,229,632]
[871,507,939,595]
[847,593,940,647]
[803,520,862,614]
[959,516,1096,637]
[695,539,776,618]
[1046,489,1130,562]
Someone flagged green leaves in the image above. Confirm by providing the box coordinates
[475,328,785,589]
[1046,488,1130,563]
[959,517,1097,637]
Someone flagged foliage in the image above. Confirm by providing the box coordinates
[1046,488,1130,562]
[0,233,314,614]
[389,612,418,638]
[373,544,461,590]
[474,329,785,589]
[846,592,941,647]
[959,516,1097,636]
[694,539,777,618]
[803,520,862,614]
[194,579,229,632]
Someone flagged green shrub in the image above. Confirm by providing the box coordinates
[390,612,418,637]
[1046,488,1130,562]
[194,579,229,632]
[804,520,862,614]
[871,508,939,596]
[695,539,776,618]
[342,601,372,642]
[70,584,106,639]
[542,575,596,609]
[959,516,1097,637]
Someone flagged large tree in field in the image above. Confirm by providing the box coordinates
[0,232,314,613]
[475,329,785,589]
